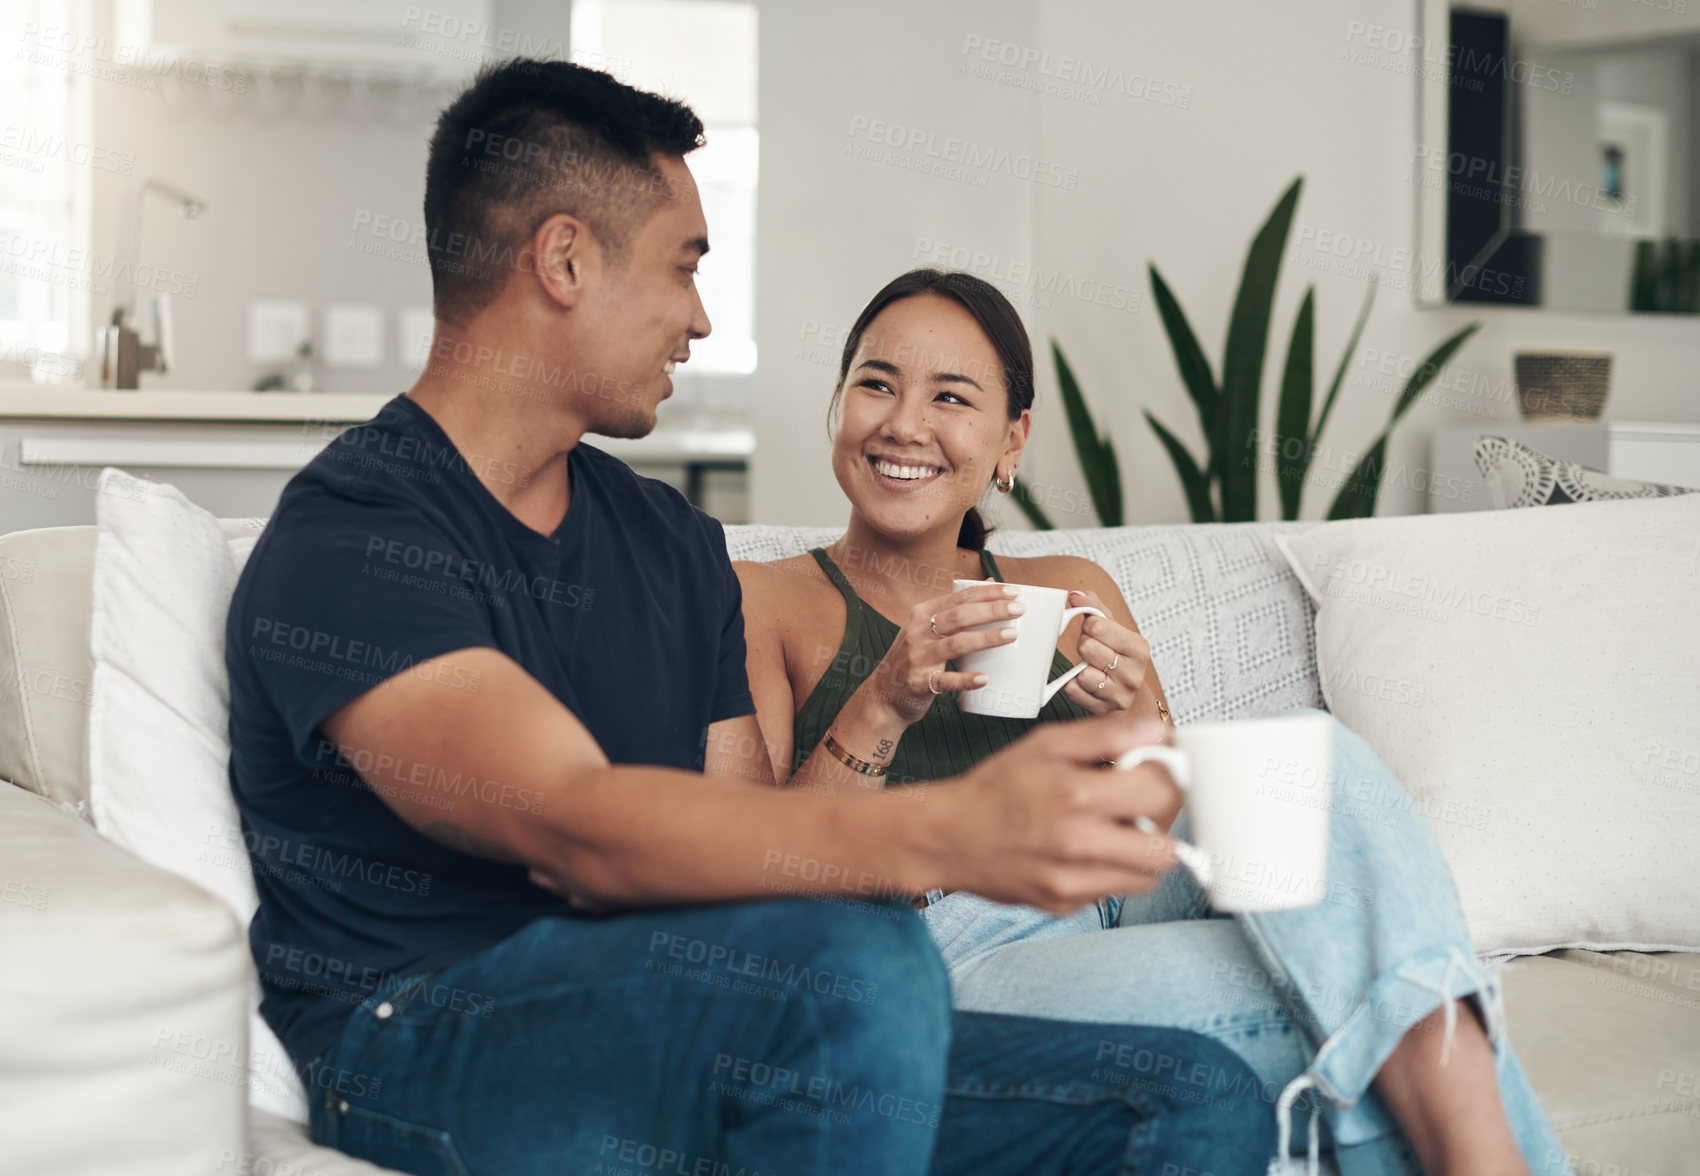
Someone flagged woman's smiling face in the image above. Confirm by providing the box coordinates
[831,293,1029,542]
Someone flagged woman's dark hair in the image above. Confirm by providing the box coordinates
[828,269,1035,551]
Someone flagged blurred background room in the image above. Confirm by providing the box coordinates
[2,0,1697,533]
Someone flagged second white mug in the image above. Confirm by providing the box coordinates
[1116,712,1335,912]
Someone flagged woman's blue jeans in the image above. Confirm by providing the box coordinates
[920,710,1573,1176]
[302,896,1278,1175]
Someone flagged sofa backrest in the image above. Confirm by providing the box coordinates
[0,517,1324,819]
[0,519,263,817]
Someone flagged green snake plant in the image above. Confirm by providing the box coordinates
[1013,176,1480,526]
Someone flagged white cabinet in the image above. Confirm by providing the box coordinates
[114,0,495,78]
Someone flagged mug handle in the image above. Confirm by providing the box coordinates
[1113,744,1216,890]
[1038,605,1109,705]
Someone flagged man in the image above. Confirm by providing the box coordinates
[226,59,1274,1175]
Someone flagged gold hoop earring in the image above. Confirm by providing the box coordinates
[995,469,1016,494]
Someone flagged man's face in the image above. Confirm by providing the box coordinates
[568,154,712,439]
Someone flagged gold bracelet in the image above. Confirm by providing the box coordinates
[823,730,888,777]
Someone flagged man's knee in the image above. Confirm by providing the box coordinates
[709,901,952,1091]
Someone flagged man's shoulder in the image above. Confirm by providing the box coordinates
[575,441,726,542]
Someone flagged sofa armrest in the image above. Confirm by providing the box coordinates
[0,779,248,1176]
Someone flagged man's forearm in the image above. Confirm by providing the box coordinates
[512,764,956,909]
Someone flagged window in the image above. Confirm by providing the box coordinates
[570,0,758,396]
[0,0,89,383]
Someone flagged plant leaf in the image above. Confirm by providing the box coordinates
[1144,411,1216,523]
[1148,264,1218,446]
[1274,286,1315,521]
[1324,322,1479,520]
[1217,176,1303,522]
[1325,434,1389,520]
[1051,340,1123,526]
[1009,474,1056,530]
[1312,277,1377,448]
[1390,323,1479,424]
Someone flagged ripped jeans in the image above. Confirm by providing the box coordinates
[919,709,1572,1176]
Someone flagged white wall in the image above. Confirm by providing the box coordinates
[751,0,1039,527]
[751,0,1700,527]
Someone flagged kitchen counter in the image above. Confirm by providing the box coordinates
[0,389,752,531]
[0,389,754,466]
[0,389,390,423]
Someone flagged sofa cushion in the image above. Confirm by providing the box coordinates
[1501,950,1700,1174]
[1276,495,1700,955]
[86,469,305,1122]
[0,515,266,819]
[0,781,249,1176]
[724,522,1324,724]
[0,525,100,814]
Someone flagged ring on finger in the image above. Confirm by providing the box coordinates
[930,614,940,637]
[927,670,943,695]
[1094,674,1109,694]
[1103,653,1119,674]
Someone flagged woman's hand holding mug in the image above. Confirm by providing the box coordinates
[862,582,1029,726]
[1057,589,1157,718]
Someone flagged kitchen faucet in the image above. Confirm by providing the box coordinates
[97,178,207,390]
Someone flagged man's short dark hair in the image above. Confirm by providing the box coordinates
[423,59,704,326]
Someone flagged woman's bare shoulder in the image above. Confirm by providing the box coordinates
[994,552,1110,589]
[734,553,837,616]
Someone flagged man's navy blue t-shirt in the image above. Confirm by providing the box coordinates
[225,393,754,1069]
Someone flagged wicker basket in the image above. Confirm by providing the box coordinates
[1514,351,1611,421]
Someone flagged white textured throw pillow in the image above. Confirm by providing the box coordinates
[1275,495,1700,955]
[87,469,307,1122]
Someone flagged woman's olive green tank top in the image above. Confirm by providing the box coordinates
[791,547,1093,788]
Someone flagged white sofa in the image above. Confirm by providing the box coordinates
[1,516,1696,1176]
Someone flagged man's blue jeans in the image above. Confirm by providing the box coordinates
[303,897,1276,1175]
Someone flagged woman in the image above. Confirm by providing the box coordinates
[734,269,1568,1176]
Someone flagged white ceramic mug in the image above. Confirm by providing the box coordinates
[1116,712,1334,912]
[953,579,1106,719]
